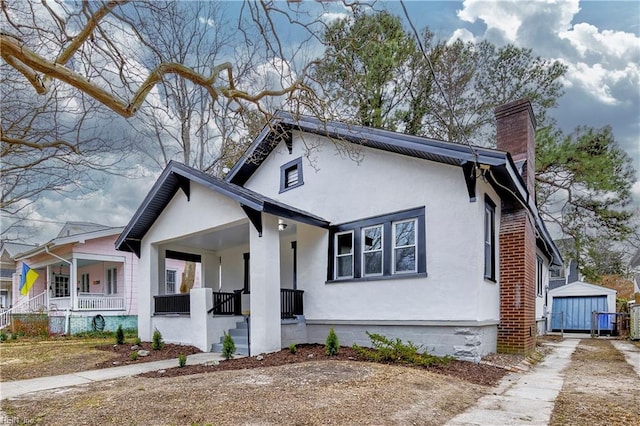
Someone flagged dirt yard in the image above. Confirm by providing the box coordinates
[2,337,638,425]
[550,339,640,425]
[1,339,520,425]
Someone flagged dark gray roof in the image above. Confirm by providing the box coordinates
[115,161,329,256]
[226,111,509,186]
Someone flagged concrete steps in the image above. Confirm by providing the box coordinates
[211,319,250,356]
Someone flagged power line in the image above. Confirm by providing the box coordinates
[399,0,480,167]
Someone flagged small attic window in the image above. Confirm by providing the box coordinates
[280,157,303,193]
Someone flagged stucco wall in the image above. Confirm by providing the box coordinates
[245,133,502,324]
[137,184,248,341]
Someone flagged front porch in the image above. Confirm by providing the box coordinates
[149,287,307,354]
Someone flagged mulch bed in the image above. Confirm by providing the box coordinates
[136,343,509,386]
[94,342,201,368]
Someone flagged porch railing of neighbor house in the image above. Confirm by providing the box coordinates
[0,291,47,329]
[208,291,242,316]
[48,297,71,311]
[77,294,125,310]
[154,293,190,315]
[280,289,303,319]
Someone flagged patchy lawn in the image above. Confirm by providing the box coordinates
[0,337,120,381]
[550,339,640,426]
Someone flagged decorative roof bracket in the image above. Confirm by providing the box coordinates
[174,173,191,201]
[241,205,263,237]
[462,162,477,202]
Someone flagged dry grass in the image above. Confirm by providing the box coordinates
[0,337,120,381]
[550,339,640,426]
[2,361,490,426]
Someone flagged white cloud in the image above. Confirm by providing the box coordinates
[457,0,580,43]
[448,28,476,44]
[559,60,639,105]
[320,12,348,24]
[560,22,639,60]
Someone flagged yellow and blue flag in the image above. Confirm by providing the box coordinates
[20,263,39,296]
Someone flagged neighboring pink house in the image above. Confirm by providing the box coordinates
[6,222,138,333]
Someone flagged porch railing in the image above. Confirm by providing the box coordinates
[209,290,242,316]
[0,291,47,330]
[281,289,303,319]
[154,293,190,315]
[78,295,125,311]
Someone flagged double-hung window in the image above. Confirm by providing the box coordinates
[362,225,383,276]
[329,207,425,281]
[166,269,177,294]
[335,231,354,279]
[484,196,496,281]
[393,219,417,274]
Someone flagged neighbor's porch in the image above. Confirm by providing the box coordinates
[27,255,128,314]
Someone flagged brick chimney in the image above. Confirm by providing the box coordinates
[495,99,537,355]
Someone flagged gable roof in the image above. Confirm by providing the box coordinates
[56,222,111,238]
[13,224,124,261]
[115,161,330,257]
[226,112,562,265]
[549,280,617,297]
[0,242,38,259]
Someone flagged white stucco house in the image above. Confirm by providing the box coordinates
[116,99,561,361]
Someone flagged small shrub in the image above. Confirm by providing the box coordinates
[130,352,139,361]
[134,336,142,346]
[0,331,7,342]
[325,327,339,356]
[151,328,164,350]
[221,332,235,360]
[115,325,125,345]
[289,343,297,354]
[352,332,452,367]
[178,354,187,368]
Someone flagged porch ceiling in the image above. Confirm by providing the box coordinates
[174,223,250,251]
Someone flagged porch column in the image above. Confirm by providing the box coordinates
[71,257,78,310]
[46,265,51,309]
[249,214,281,354]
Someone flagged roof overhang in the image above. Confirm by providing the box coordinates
[226,111,562,266]
[115,161,330,257]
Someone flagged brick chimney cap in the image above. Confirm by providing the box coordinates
[494,99,536,128]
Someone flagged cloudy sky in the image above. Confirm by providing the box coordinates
[14,0,640,243]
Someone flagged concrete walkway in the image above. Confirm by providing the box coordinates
[610,339,640,378]
[446,339,580,426]
[0,352,224,400]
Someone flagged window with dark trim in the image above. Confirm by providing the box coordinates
[280,157,304,192]
[536,256,544,297]
[165,269,177,294]
[328,207,426,282]
[484,195,496,281]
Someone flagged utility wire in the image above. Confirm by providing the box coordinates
[399,0,480,168]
